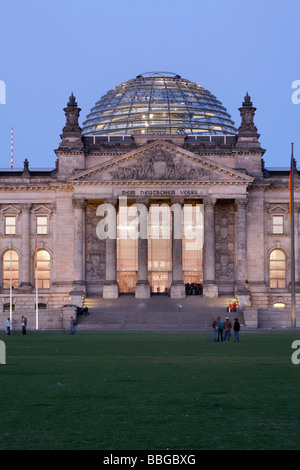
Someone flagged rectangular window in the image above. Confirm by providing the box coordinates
[272,215,284,234]
[3,303,15,312]
[5,216,16,235]
[36,216,48,234]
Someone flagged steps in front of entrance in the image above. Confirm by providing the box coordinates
[76,295,243,330]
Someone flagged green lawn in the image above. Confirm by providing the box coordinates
[1,330,300,450]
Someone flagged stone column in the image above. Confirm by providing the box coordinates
[103,197,119,299]
[203,197,218,298]
[20,203,32,289]
[71,198,86,304]
[170,198,185,298]
[235,198,249,303]
[135,197,150,299]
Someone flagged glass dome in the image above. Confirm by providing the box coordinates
[82,72,237,136]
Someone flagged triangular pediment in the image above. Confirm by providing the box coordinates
[68,140,253,185]
[268,205,289,213]
[0,205,21,214]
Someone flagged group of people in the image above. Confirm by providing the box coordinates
[185,283,203,296]
[77,306,89,316]
[227,303,237,312]
[5,315,27,335]
[212,316,240,342]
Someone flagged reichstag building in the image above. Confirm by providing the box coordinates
[0,72,297,328]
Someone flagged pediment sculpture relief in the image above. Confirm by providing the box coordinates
[109,149,211,181]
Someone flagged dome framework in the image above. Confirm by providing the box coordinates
[82,72,237,137]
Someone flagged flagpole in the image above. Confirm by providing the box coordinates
[11,126,14,169]
[35,237,39,330]
[291,143,296,328]
[9,234,13,331]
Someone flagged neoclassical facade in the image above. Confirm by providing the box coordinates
[0,73,298,326]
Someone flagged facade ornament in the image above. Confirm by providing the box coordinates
[237,92,259,138]
[110,151,209,181]
[215,200,235,282]
[63,93,81,132]
[22,158,30,177]
[59,93,83,150]
[85,203,106,282]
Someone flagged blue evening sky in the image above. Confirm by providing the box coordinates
[0,0,299,169]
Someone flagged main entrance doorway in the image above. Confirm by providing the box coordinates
[117,272,137,293]
[116,201,204,294]
[147,203,172,294]
[117,205,138,293]
[148,271,172,294]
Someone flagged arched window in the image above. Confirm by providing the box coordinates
[270,249,286,288]
[35,250,50,289]
[2,250,19,288]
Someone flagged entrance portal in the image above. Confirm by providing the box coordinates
[117,271,137,293]
[148,271,171,294]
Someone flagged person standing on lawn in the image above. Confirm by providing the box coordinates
[212,318,218,341]
[70,316,75,335]
[217,317,224,342]
[6,318,10,336]
[234,318,240,342]
[21,316,27,335]
[224,317,232,342]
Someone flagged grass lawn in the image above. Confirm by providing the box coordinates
[1,329,300,450]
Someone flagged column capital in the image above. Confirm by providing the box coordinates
[136,197,149,207]
[235,197,248,210]
[72,197,86,209]
[202,196,217,207]
[20,203,32,212]
[104,197,118,208]
[171,196,185,206]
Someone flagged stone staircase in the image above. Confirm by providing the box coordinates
[75,294,244,330]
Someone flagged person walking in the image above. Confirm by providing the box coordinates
[234,318,240,342]
[224,317,232,342]
[21,316,27,335]
[6,318,10,336]
[217,317,224,342]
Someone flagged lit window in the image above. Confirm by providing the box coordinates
[272,215,284,234]
[36,216,48,235]
[5,216,16,235]
[2,250,19,288]
[270,249,286,288]
[35,250,50,289]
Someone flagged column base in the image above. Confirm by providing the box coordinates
[236,293,251,308]
[70,285,86,306]
[170,281,185,299]
[103,282,119,299]
[235,282,250,307]
[203,282,218,298]
[135,281,151,299]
